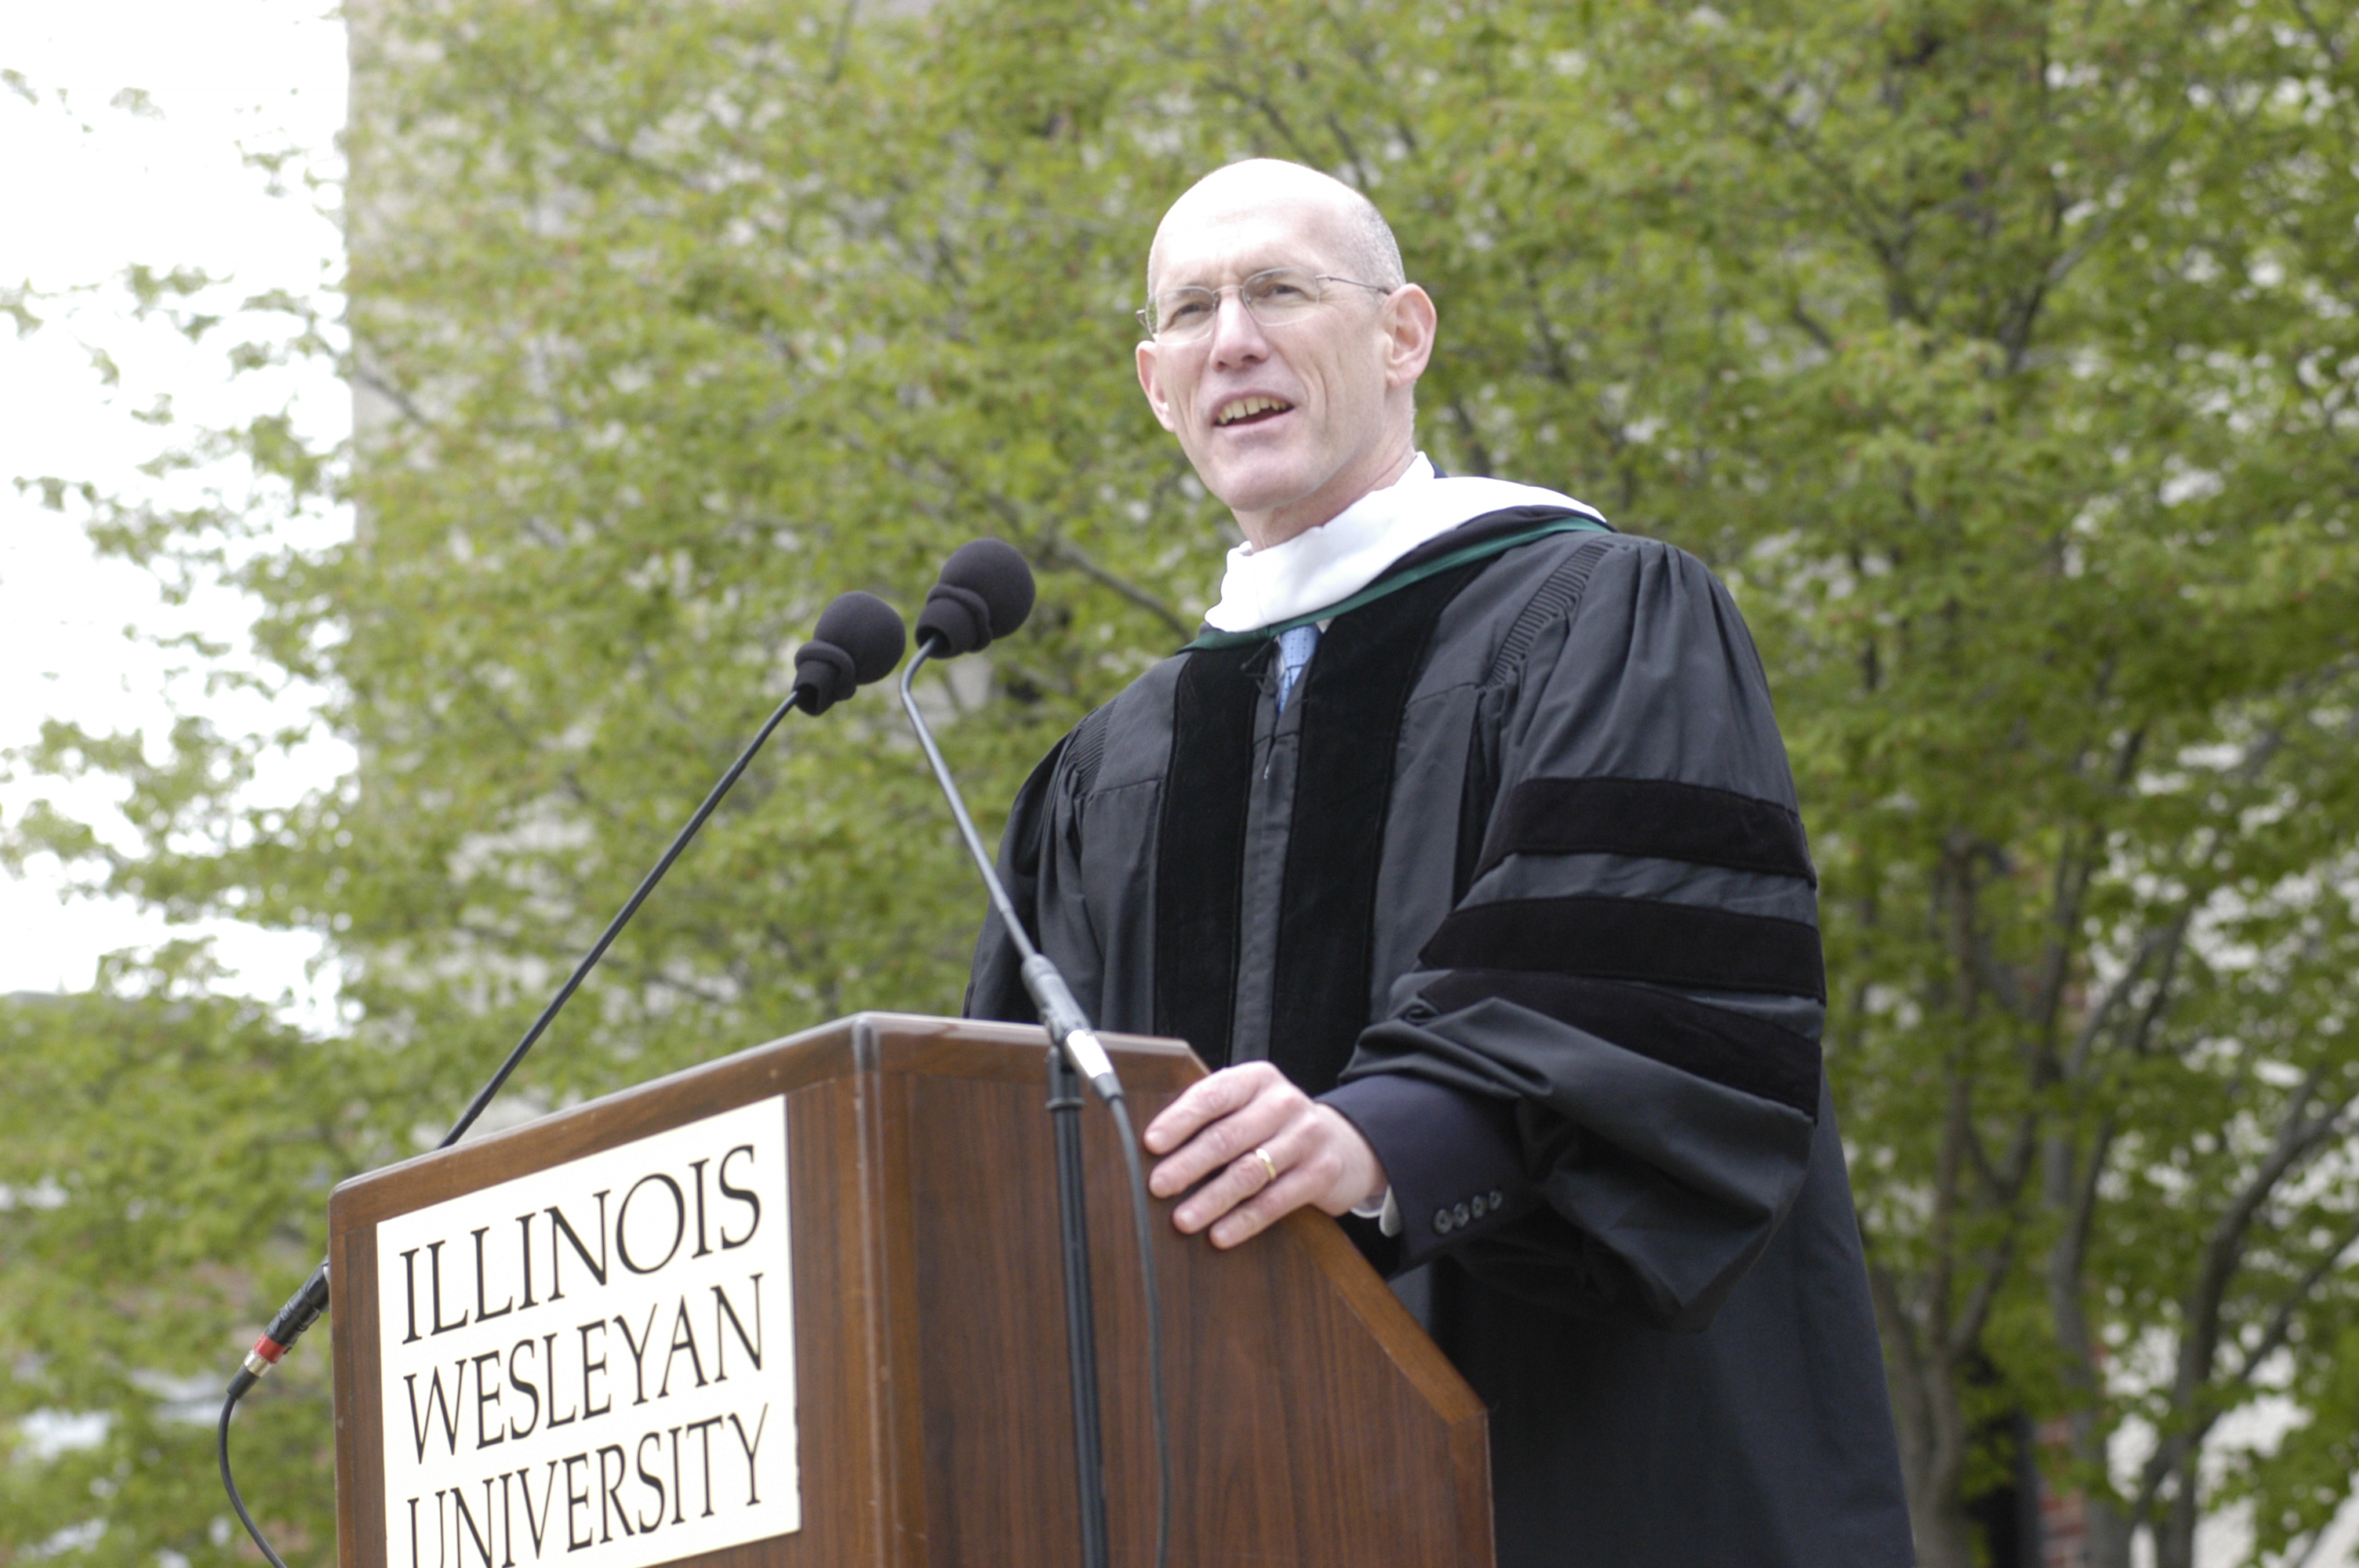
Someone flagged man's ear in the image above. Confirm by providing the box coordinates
[1136,339,1180,433]
[1382,284,1438,391]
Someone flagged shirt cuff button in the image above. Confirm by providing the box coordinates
[1434,1209,1453,1234]
[1452,1202,1470,1226]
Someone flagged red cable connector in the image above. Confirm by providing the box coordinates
[239,1262,330,1384]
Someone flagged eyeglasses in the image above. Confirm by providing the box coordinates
[1136,267,1394,340]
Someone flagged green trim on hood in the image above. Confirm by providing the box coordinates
[1181,514,1612,652]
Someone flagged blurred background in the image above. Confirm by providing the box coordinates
[5,3,2358,1566]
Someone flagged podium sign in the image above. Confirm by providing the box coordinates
[328,1014,1493,1568]
[374,1098,798,1565]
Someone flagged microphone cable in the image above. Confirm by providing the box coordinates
[1104,1098,1172,1568]
[216,590,907,1565]
[218,1396,287,1568]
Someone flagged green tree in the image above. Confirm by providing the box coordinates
[1627,9,2359,1565]
[11,2,2359,1563]
[0,950,374,1563]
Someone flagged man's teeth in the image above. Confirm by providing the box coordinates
[1216,396,1292,426]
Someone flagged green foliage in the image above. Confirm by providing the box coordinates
[9,1,2359,1563]
[0,949,382,1563]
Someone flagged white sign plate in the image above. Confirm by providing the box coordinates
[376,1097,798,1567]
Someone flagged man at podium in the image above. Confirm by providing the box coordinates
[969,159,1915,1566]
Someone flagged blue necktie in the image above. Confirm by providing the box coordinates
[1274,622,1320,714]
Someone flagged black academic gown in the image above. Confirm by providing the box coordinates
[968,512,1916,1566]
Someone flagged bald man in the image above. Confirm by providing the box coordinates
[969,160,1914,1567]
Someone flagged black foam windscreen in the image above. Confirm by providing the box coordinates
[823,590,911,684]
[916,539,1036,656]
[793,590,907,713]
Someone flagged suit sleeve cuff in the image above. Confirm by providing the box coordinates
[1347,1186,1401,1235]
[1320,1073,1536,1271]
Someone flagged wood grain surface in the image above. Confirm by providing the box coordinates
[328,1014,1492,1568]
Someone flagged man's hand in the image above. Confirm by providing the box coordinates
[1142,1062,1387,1249]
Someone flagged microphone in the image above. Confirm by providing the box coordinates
[898,540,1120,1102]
[436,588,907,1149]
[218,589,911,1568]
[900,540,1169,1568]
[915,538,1037,657]
[794,590,907,713]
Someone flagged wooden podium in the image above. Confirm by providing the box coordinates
[326,1014,1492,1567]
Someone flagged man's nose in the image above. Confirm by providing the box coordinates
[1207,292,1270,367]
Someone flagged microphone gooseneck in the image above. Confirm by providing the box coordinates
[899,635,1120,1100]
[219,587,911,1568]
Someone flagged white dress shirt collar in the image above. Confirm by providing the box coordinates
[1201,454,1601,633]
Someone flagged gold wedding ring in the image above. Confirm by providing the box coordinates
[1253,1146,1280,1188]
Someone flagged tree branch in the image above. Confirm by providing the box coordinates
[2231,1210,2359,1387]
[1038,538,1190,640]
[827,0,861,85]
[1446,394,1496,479]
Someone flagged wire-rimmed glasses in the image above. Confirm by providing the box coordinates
[1136,267,1394,340]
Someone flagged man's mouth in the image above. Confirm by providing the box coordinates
[1215,395,1294,427]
